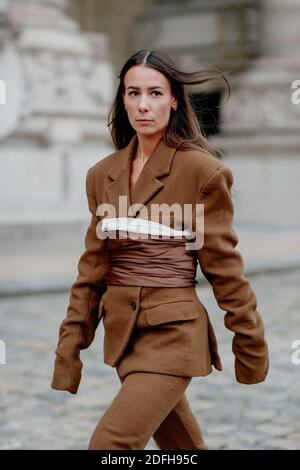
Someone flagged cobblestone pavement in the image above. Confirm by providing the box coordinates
[0,268,299,450]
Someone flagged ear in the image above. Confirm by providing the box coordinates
[171,95,178,108]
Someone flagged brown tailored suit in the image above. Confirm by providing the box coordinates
[51,133,269,395]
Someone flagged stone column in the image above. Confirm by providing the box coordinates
[0,0,114,252]
[0,0,17,137]
[213,0,300,228]
[0,0,9,39]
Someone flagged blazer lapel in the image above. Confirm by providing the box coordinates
[105,133,177,217]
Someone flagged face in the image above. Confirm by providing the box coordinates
[122,64,177,138]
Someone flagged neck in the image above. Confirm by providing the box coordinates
[136,132,164,163]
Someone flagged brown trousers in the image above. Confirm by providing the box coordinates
[88,370,208,450]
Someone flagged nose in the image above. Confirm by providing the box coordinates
[138,94,150,112]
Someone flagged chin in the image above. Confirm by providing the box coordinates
[136,128,157,136]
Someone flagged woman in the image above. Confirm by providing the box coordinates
[51,49,269,450]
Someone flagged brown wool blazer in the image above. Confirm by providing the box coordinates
[51,133,269,394]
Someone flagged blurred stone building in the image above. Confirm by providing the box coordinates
[68,0,300,230]
[0,0,114,255]
[0,0,299,258]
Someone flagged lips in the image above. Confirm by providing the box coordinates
[136,119,152,122]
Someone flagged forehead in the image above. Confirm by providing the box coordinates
[124,65,170,89]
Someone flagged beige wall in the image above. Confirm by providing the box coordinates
[68,0,157,84]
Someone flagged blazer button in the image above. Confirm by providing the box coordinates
[131,301,137,311]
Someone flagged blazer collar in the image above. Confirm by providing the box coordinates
[106,133,177,214]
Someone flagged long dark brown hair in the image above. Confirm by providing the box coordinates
[107,49,230,159]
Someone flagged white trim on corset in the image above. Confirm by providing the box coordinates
[100,217,193,238]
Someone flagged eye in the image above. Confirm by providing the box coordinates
[128,91,162,96]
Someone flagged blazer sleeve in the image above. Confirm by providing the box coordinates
[196,164,269,385]
[51,167,108,394]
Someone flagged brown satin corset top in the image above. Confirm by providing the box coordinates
[103,229,198,287]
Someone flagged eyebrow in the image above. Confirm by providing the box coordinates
[127,86,164,90]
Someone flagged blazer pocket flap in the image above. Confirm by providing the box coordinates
[145,301,199,326]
